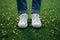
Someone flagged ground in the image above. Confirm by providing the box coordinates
[0,0,60,40]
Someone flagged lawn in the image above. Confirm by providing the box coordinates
[0,0,60,40]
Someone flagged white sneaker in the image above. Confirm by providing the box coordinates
[32,14,42,28]
[18,14,28,28]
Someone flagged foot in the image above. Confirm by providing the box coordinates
[18,13,28,28]
[32,13,42,28]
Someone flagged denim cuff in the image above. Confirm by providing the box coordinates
[31,10,40,14]
[19,10,27,14]
[18,10,40,14]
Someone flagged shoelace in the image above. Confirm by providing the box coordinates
[20,14,28,23]
[32,14,40,22]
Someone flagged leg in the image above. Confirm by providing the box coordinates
[17,0,27,13]
[32,0,42,13]
[32,0,42,28]
[17,0,28,28]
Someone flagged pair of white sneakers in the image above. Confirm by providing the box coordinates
[18,13,42,28]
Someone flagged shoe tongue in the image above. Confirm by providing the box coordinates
[32,14,40,21]
[33,14,39,18]
[20,14,28,22]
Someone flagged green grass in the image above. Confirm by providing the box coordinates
[0,0,60,40]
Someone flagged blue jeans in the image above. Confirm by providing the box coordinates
[17,0,42,14]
